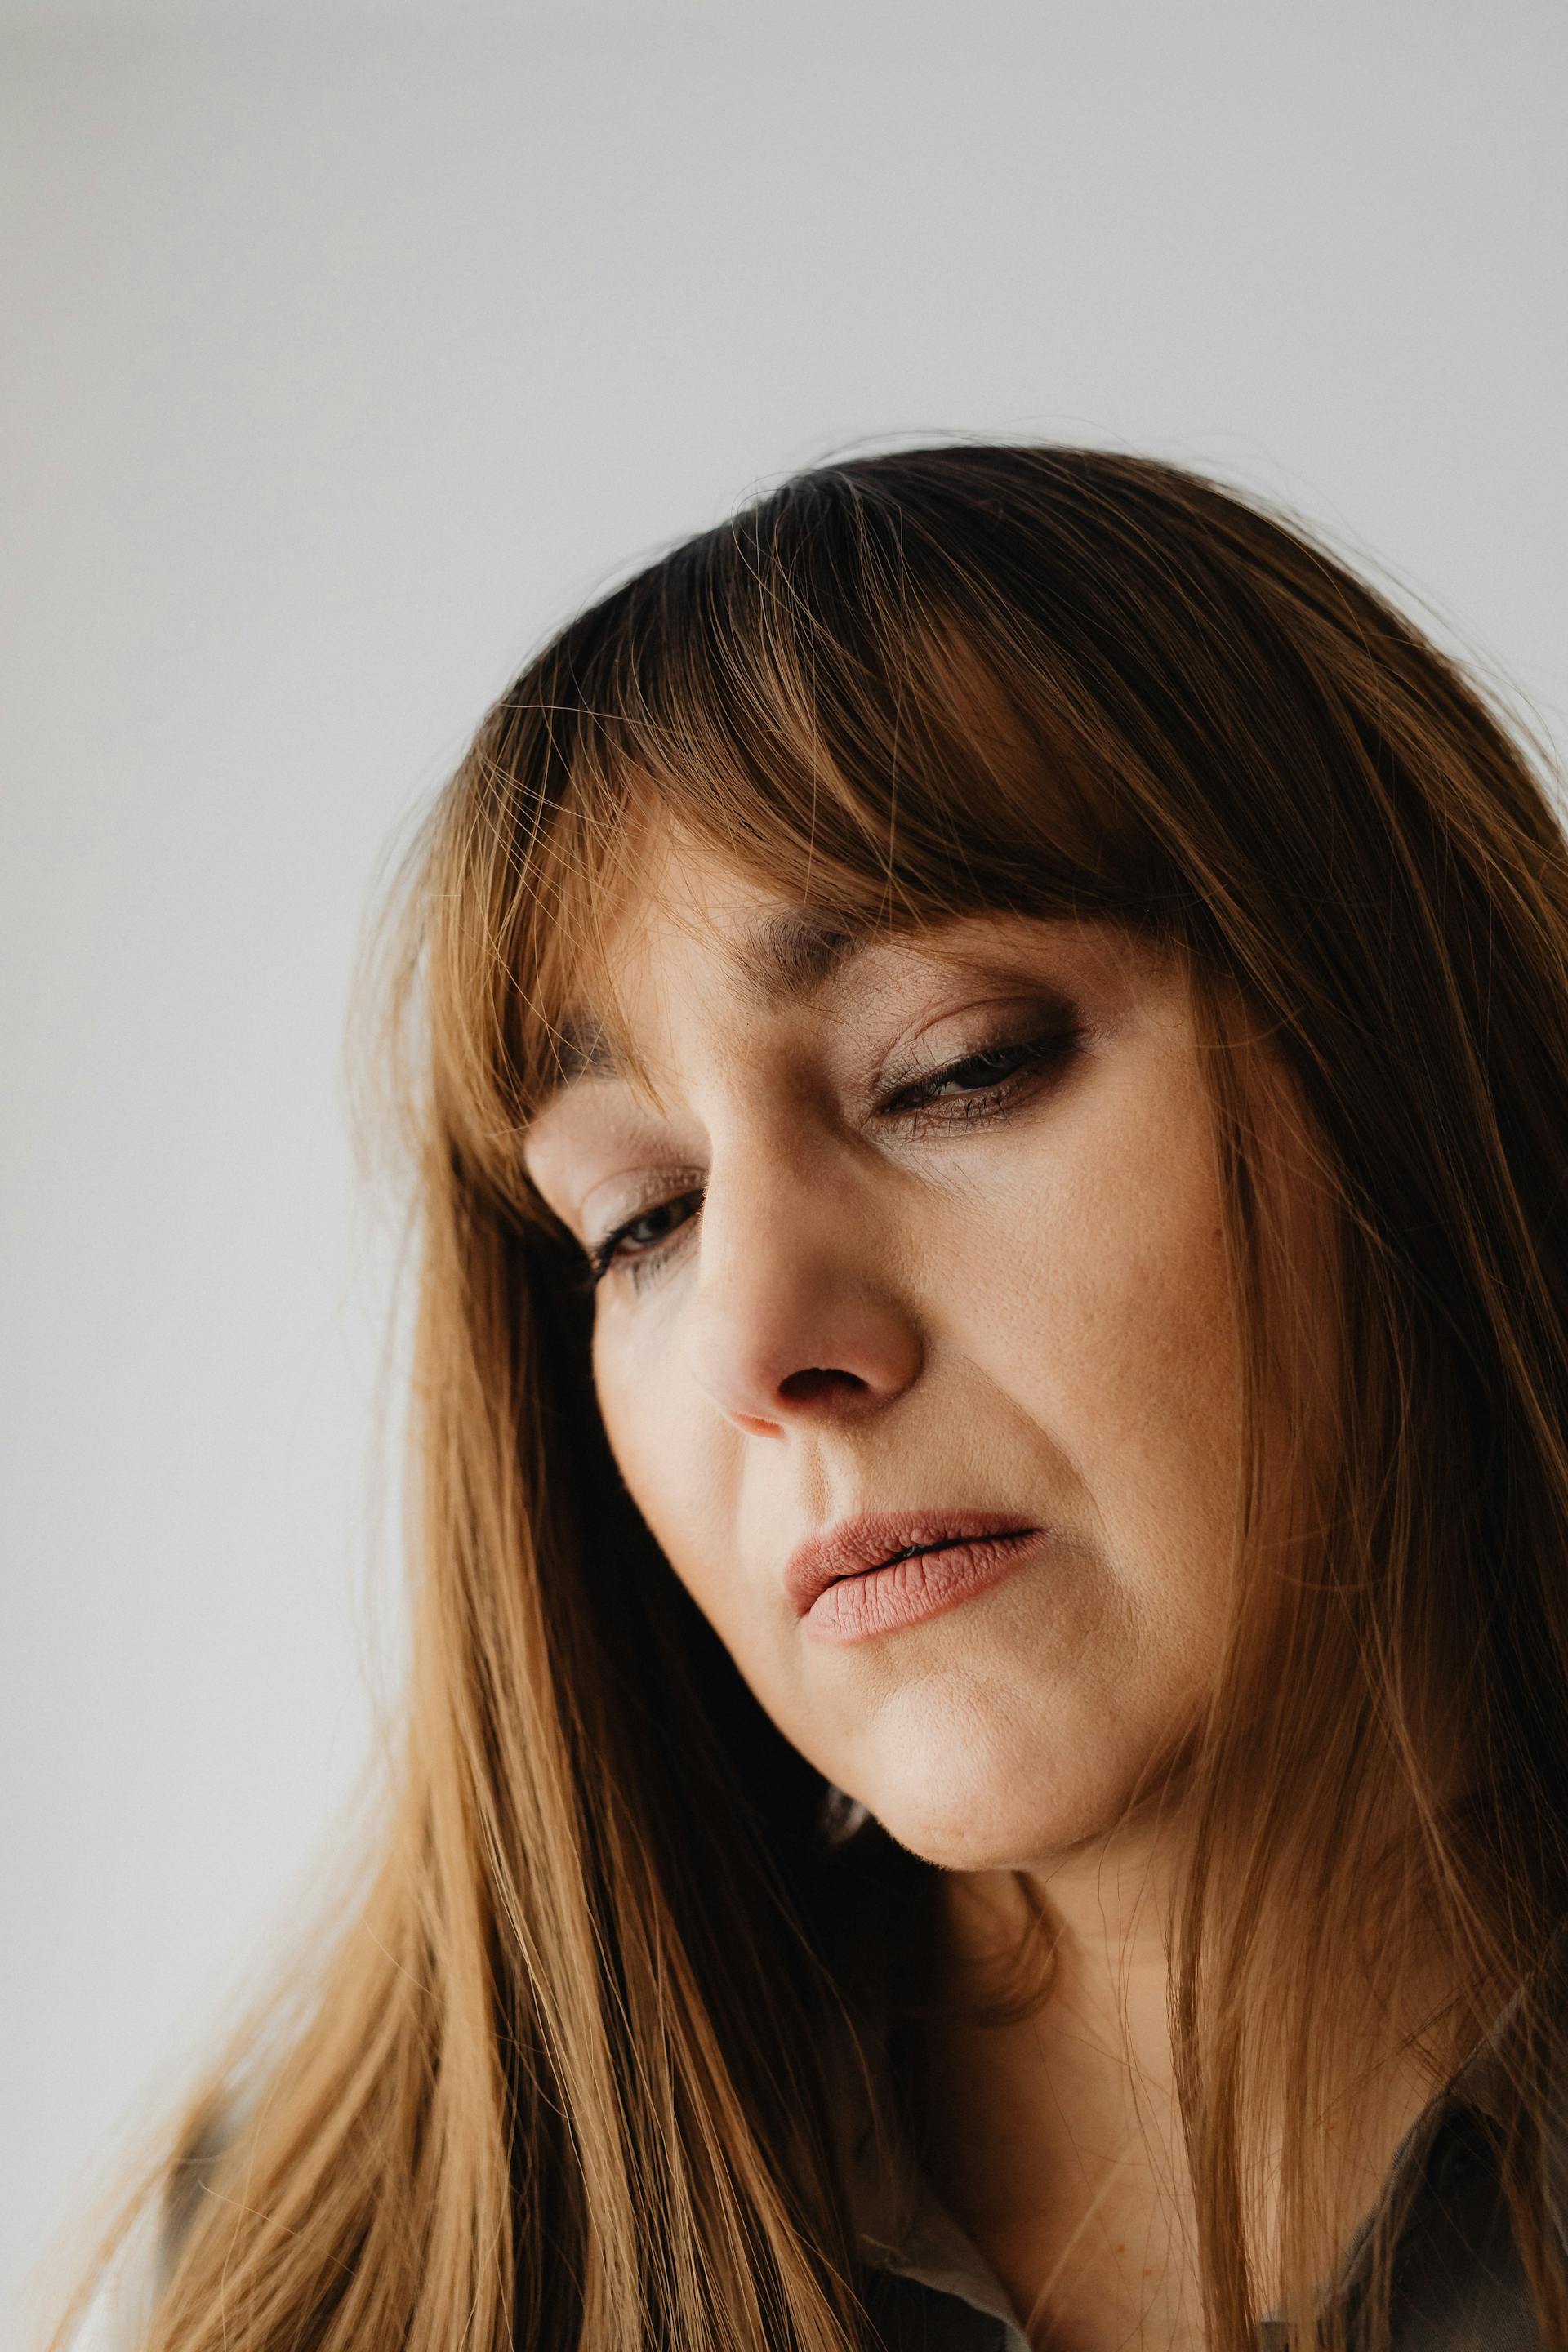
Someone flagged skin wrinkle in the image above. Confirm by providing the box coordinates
[549,910,866,1090]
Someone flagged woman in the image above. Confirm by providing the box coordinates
[62,444,1568,2352]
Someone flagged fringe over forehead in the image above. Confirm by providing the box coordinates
[414,442,1504,1210]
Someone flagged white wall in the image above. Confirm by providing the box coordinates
[4,0,1566,2331]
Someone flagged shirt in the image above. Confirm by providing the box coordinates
[840,1931,1568,2351]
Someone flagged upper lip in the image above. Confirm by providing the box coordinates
[784,1510,1044,1616]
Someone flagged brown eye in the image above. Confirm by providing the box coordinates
[586,1190,703,1287]
[920,1042,1043,1097]
[880,1027,1083,1125]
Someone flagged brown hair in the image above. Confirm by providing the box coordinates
[60,445,1568,2351]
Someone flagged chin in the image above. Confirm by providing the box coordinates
[841,1682,1139,1875]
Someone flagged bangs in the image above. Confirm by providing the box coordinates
[423,466,1184,1213]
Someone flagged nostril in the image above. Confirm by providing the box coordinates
[777,1366,869,1405]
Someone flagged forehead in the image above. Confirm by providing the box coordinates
[536,831,849,1079]
[552,904,867,1078]
[536,832,1163,1113]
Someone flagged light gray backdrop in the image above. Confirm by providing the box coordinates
[4,0,1566,2334]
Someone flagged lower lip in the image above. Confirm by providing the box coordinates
[804,1530,1050,1646]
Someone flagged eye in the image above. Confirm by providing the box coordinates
[581,1188,703,1290]
[878,1026,1083,1130]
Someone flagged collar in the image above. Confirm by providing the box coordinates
[831,2016,1031,2345]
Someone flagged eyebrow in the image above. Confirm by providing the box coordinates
[727,907,866,1005]
[542,908,871,1097]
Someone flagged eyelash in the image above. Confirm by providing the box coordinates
[577,1024,1084,1293]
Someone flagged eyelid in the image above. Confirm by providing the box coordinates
[569,996,1086,1290]
[579,1183,703,1292]
[874,996,1080,1098]
[581,1165,706,1254]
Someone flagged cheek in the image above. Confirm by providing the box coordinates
[944,1054,1241,1604]
[591,1321,736,1614]
[583,1051,1246,1870]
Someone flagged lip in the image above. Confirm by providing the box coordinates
[786,1510,1049,1646]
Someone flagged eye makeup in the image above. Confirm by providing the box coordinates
[578,1009,1087,1292]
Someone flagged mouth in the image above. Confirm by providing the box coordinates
[785,1510,1049,1645]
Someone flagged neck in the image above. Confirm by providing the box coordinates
[938,1811,1183,2111]
[909,1820,1462,2351]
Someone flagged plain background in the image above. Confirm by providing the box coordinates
[4,0,1566,2332]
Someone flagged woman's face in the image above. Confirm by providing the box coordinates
[523,837,1248,1872]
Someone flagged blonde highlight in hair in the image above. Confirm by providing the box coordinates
[58,445,1568,2352]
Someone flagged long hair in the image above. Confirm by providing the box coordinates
[60,445,1568,2351]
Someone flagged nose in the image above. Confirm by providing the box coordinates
[680,1151,924,1439]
